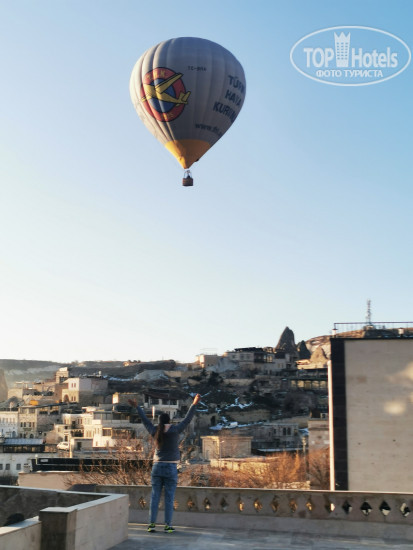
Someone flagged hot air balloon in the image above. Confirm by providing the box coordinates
[130,37,246,186]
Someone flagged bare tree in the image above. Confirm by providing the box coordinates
[64,436,329,491]
[64,433,154,488]
[308,447,330,489]
[178,452,307,489]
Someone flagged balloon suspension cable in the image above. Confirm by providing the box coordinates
[182,169,194,187]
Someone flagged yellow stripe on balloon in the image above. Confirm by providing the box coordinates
[165,139,211,169]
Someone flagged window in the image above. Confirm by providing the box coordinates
[16,464,21,471]
[0,464,3,470]
[5,464,10,470]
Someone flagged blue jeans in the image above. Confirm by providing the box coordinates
[150,462,178,525]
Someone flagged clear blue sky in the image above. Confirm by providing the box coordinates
[0,0,411,362]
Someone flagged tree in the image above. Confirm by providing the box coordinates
[308,447,330,489]
[64,433,154,488]
[178,452,307,489]
[65,430,196,489]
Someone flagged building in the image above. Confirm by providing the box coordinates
[142,390,186,419]
[224,347,295,372]
[195,354,219,369]
[7,381,35,401]
[202,435,252,460]
[18,403,63,438]
[61,377,108,406]
[0,436,52,480]
[0,409,19,438]
[248,421,302,451]
[289,368,328,392]
[308,417,329,452]
[52,405,147,452]
[329,324,413,492]
[52,409,84,445]
[112,392,140,406]
[55,367,70,384]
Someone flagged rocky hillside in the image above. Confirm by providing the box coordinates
[0,359,122,386]
[0,360,66,386]
[305,335,331,361]
[0,358,176,386]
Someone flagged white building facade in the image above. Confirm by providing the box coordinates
[0,410,19,438]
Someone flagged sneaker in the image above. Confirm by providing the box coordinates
[164,525,175,533]
[147,523,156,532]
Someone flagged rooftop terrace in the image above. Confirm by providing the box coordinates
[111,523,412,549]
[106,485,413,550]
[1,485,412,550]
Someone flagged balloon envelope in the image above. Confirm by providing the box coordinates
[130,37,246,169]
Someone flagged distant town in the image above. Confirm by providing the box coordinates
[2,320,413,494]
[0,326,334,490]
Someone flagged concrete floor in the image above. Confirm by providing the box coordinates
[109,523,413,550]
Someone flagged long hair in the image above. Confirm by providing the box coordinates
[154,413,170,449]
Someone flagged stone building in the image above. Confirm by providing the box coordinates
[308,418,329,452]
[18,404,62,438]
[61,377,108,406]
[142,390,184,419]
[195,354,220,369]
[201,435,252,460]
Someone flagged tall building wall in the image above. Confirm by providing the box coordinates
[330,337,413,492]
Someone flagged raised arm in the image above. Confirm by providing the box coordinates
[175,394,201,433]
[128,399,156,436]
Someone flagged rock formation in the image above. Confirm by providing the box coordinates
[310,346,328,368]
[276,326,298,359]
[297,340,311,360]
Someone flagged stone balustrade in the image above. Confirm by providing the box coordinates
[1,484,412,548]
[98,485,413,541]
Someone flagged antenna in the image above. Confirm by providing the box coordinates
[366,299,372,326]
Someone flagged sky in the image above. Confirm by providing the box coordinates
[0,0,412,363]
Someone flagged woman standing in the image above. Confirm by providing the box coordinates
[129,393,200,533]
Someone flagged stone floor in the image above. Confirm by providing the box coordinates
[109,524,413,550]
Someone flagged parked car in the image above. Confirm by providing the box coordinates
[57,441,70,450]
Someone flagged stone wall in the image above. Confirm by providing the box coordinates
[0,519,41,550]
[0,486,103,527]
[224,407,271,423]
[0,486,128,550]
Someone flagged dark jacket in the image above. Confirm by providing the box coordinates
[136,404,197,462]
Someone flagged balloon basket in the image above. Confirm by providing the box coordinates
[182,170,193,187]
